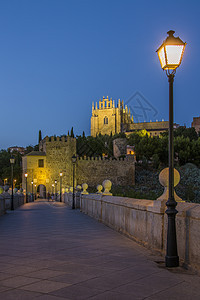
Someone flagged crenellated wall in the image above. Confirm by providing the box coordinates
[80,194,200,273]
[76,156,135,186]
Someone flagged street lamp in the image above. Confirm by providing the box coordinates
[157,30,186,268]
[31,180,34,202]
[25,173,28,203]
[60,172,63,202]
[34,184,37,200]
[55,180,57,201]
[10,156,15,210]
[71,155,77,209]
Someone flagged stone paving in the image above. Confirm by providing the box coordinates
[0,200,199,300]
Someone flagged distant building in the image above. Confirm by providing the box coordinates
[8,146,25,155]
[91,96,179,137]
[191,117,200,133]
[22,136,135,197]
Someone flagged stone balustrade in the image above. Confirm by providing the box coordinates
[78,186,200,274]
[0,191,25,215]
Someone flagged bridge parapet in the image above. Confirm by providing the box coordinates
[80,192,200,275]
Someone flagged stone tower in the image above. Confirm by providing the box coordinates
[90,96,133,136]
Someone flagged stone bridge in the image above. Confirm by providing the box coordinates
[0,198,199,299]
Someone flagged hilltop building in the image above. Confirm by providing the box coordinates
[91,96,179,137]
[192,116,200,133]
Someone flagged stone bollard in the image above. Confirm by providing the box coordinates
[157,167,183,202]
[102,180,112,196]
[81,183,89,195]
[76,185,82,191]
[19,188,25,205]
[0,191,5,215]
[96,184,103,194]
[75,185,82,209]
[14,188,19,208]
[3,185,11,210]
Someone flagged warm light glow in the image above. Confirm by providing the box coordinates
[60,172,63,177]
[165,45,184,67]
[157,30,186,71]
[10,157,15,164]
[31,181,33,185]
[55,180,57,184]
[157,47,166,69]
[25,173,28,178]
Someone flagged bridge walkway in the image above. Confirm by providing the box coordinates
[0,200,199,299]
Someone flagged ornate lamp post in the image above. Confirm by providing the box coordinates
[25,173,28,203]
[156,30,186,267]
[10,156,15,210]
[71,155,77,209]
[31,180,34,202]
[55,180,57,201]
[60,172,63,202]
[34,184,37,200]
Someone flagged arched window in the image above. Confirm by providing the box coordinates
[104,116,108,125]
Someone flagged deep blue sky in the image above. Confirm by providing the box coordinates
[0,0,199,149]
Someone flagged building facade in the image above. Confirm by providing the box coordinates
[91,96,133,136]
[91,96,179,137]
[22,135,135,197]
[192,116,200,133]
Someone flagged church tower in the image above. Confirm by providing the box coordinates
[90,96,133,136]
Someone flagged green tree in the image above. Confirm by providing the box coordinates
[70,127,74,138]
[38,130,42,144]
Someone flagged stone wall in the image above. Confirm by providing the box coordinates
[0,193,25,215]
[80,194,200,273]
[76,156,135,187]
[113,138,127,158]
[45,136,76,188]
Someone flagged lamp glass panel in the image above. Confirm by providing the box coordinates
[165,45,184,66]
[10,158,15,164]
[72,156,77,163]
[158,47,166,69]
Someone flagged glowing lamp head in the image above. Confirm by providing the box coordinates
[31,181,33,185]
[10,157,15,164]
[25,173,28,178]
[156,30,186,70]
[72,155,77,164]
[55,180,57,184]
[60,172,63,177]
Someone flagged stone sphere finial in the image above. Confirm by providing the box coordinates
[69,187,73,193]
[81,183,89,195]
[157,167,183,202]
[4,185,9,192]
[19,188,23,193]
[14,188,18,194]
[102,180,112,196]
[76,185,82,190]
[96,184,103,194]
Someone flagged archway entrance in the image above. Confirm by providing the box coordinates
[37,184,46,199]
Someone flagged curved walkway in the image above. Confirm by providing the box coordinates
[0,200,199,299]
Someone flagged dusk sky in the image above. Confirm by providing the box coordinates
[0,0,199,149]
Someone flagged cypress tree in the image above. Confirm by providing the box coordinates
[38,130,42,144]
[71,127,74,138]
